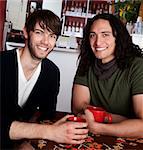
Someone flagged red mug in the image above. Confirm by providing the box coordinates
[67,116,86,122]
[87,106,112,123]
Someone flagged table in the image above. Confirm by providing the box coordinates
[19,111,143,150]
[30,135,143,150]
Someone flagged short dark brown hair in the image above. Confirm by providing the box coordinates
[25,9,61,36]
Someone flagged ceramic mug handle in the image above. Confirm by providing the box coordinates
[105,113,112,123]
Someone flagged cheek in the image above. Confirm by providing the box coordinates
[28,35,36,45]
[108,40,115,51]
[89,40,95,49]
[50,40,56,47]
[111,44,116,53]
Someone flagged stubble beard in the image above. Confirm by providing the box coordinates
[27,38,44,61]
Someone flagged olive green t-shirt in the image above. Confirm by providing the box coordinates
[74,57,143,117]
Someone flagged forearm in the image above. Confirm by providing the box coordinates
[95,119,143,138]
[111,114,128,123]
[9,121,53,140]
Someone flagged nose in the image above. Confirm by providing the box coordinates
[94,35,102,46]
[42,34,49,45]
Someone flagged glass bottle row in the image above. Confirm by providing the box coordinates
[63,20,84,38]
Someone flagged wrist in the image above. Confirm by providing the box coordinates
[42,124,54,141]
[91,123,107,135]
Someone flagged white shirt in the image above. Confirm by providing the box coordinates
[17,49,41,107]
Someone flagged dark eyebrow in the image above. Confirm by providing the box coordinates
[101,31,112,34]
[49,32,56,35]
[34,28,43,32]
[89,32,96,34]
[89,31,112,34]
[34,28,56,35]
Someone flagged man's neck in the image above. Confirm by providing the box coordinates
[19,48,41,81]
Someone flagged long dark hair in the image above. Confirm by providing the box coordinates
[78,13,143,75]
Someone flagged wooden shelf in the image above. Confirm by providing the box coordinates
[61,0,109,38]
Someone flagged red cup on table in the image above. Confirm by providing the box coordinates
[67,116,86,122]
[87,106,112,123]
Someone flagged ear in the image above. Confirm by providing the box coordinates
[23,27,28,39]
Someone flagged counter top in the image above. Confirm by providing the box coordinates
[53,47,79,53]
[6,42,79,53]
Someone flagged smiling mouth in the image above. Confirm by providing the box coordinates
[96,47,106,51]
[38,46,48,51]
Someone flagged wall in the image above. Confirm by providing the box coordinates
[48,49,79,112]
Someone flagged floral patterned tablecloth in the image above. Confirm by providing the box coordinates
[31,131,143,150]
[29,112,143,150]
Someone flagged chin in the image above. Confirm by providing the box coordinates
[95,55,103,59]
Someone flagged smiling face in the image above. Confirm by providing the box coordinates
[24,22,57,61]
[89,19,116,63]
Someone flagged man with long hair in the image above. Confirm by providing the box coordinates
[72,13,143,138]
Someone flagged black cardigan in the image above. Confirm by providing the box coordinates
[0,49,60,149]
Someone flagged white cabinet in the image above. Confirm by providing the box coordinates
[6,0,28,30]
[42,0,62,18]
[48,48,79,112]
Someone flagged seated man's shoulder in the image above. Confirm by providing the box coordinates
[132,57,143,65]
[0,49,16,56]
[42,58,59,72]
[129,57,143,72]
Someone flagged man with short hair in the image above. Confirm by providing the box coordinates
[1,10,88,149]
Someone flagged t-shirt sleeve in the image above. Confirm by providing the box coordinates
[73,67,88,87]
[130,58,143,95]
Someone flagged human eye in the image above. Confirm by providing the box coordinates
[102,32,111,37]
[89,32,96,39]
[34,29,44,35]
[50,34,57,39]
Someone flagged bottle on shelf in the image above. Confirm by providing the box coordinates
[101,3,104,9]
[70,0,74,13]
[71,21,76,35]
[136,16,143,34]
[96,4,100,15]
[132,16,143,34]
[66,5,70,15]
[92,3,96,16]
[77,2,82,16]
[99,3,103,14]
[103,4,109,13]
[79,22,83,37]
[74,2,78,13]
[75,21,80,37]
[75,22,80,32]
[64,21,68,35]
[88,2,92,18]
[82,2,87,16]
[67,20,72,36]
